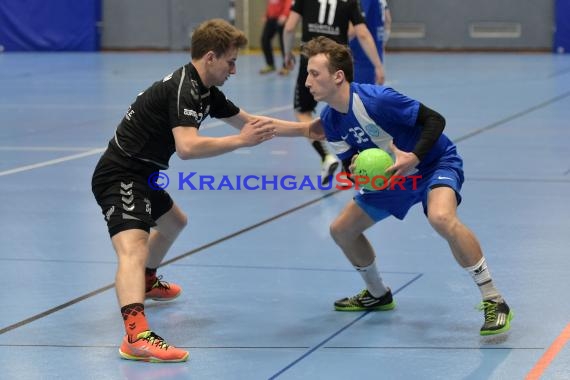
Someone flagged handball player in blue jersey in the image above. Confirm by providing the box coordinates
[301,36,512,335]
[349,0,392,84]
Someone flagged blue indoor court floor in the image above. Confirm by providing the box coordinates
[0,50,569,379]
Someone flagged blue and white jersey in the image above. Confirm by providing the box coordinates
[320,83,456,172]
[349,0,387,64]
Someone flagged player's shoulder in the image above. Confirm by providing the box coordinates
[320,104,334,120]
[320,105,343,126]
[352,82,391,100]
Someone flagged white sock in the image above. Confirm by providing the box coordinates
[465,257,501,301]
[355,259,389,298]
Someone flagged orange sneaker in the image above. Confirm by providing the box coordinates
[145,275,182,301]
[119,330,189,363]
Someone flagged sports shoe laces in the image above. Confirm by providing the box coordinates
[349,289,370,303]
[151,275,171,290]
[137,331,170,350]
[478,301,498,323]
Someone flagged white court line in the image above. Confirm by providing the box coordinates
[0,146,101,152]
[0,104,294,177]
[0,104,126,110]
[0,148,105,177]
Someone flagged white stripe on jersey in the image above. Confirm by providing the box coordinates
[352,92,393,151]
[177,66,186,118]
[329,139,352,156]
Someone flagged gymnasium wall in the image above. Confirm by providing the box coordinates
[0,0,565,52]
[101,0,230,50]
[386,0,554,51]
[241,0,556,52]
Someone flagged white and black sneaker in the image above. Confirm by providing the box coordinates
[479,299,513,335]
[334,289,396,311]
[320,154,339,186]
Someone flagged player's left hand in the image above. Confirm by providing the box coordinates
[240,118,276,146]
[285,53,296,70]
[386,141,419,177]
[348,153,358,173]
[375,65,385,85]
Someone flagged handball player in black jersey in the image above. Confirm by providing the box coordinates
[91,19,322,363]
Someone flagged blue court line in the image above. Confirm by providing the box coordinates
[268,273,423,380]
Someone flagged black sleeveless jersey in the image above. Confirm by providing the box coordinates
[107,62,239,170]
[291,0,365,44]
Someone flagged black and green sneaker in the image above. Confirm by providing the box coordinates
[334,289,396,311]
[479,299,513,336]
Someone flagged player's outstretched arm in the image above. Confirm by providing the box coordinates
[173,119,275,159]
[269,117,325,140]
[222,109,325,140]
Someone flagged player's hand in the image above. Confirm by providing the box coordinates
[375,66,385,85]
[348,153,359,173]
[240,118,276,146]
[386,141,419,177]
[285,53,296,70]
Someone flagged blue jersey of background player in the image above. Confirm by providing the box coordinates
[349,0,391,84]
[321,83,463,220]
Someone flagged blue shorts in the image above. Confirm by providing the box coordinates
[354,151,464,222]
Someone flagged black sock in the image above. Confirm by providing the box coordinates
[145,268,157,291]
[145,267,157,277]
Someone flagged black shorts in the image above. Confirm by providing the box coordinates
[91,153,173,237]
[294,55,317,113]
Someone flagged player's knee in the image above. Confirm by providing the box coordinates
[162,212,187,241]
[329,220,353,244]
[116,238,149,266]
[428,210,456,236]
[174,211,188,231]
[329,221,343,242]
[162,206,188,234]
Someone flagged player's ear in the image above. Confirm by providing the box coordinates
[205,51,216,64]
[334,70,345,85]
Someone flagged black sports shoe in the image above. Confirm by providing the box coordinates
[334,289,396,311]
[479,299,513,335]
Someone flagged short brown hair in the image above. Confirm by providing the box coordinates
[301,36,353,82]
[191,19,248,59]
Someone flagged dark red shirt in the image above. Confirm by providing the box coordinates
[266,0,291,19]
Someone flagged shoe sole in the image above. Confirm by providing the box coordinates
[334,300,396,312]
[119,349,189,363]
[480,310,514,336]
[145,290,182,302]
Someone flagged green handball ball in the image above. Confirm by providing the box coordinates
[354,148,394,190]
